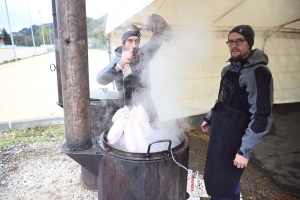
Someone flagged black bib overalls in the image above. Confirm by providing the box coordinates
[204,68,251,198]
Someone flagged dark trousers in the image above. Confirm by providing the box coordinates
[210,183,240,200]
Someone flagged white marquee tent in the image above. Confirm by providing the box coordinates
[103,0,300,121]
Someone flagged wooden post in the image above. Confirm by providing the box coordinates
[56,0,91,150]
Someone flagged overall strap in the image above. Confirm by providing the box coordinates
[133,53,146,74]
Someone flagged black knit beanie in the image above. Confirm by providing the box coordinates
[228,25,255,49]
[122,29,141,45]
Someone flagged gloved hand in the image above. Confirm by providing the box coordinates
[143,14,173,42]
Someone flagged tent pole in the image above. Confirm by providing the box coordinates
[262,18,300,52]
[106,33,116,91]
[211,0,247,25]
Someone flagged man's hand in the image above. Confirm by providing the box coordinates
[143,14,167,34]
[115,48,133,75]
[120,48,133,69]
[201,121,210,132]
[233,154,249,169]
[143,15,155,31]
[143,14,173,42]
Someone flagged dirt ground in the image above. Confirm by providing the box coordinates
[185,108,299,200]
[186,131,295,200]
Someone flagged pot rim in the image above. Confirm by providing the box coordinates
[97,130,189,161]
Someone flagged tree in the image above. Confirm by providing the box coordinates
[2,28,12,45]
[86,14,108,49]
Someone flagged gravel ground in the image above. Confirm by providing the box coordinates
[1,131,298,200]
[0,140,97,200]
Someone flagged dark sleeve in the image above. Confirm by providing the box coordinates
[250,67,273,132]
[140,14,173,63]
[239,66,274,158]
[140,36,164,64]
[96,57,121,85]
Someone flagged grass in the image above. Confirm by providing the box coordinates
[0,124,65,148]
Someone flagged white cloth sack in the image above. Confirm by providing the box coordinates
[107,104,154,153]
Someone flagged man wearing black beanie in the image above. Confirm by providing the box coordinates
[96,14,173,122]
[201,25,274,199]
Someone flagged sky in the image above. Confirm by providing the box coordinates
[0,0,116,33]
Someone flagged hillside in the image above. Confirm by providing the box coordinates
[1,15,107,49]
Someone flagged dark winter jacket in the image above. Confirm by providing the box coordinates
[96,15,173,120]
[96,35,164,104]
[205,49,274,158]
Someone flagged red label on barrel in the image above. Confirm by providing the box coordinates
[191,176,195,191]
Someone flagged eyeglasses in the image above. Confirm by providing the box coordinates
[226,39,245,47]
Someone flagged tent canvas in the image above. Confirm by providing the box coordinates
[103,0,300,121]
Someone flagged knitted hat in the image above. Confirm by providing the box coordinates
[228,25,255,49]
[122,29,141,45]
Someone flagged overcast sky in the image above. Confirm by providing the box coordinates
[1,0,115,33]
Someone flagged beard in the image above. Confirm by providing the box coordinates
[131,48,138,56]
[231,48,249,60]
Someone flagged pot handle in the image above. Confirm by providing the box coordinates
[146,140,172,158]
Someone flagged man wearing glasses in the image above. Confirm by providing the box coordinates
[96,14,172,122]
[201,25,274,199]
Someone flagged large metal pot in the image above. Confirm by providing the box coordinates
[95,130,190,200]
[63,128,189,200]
